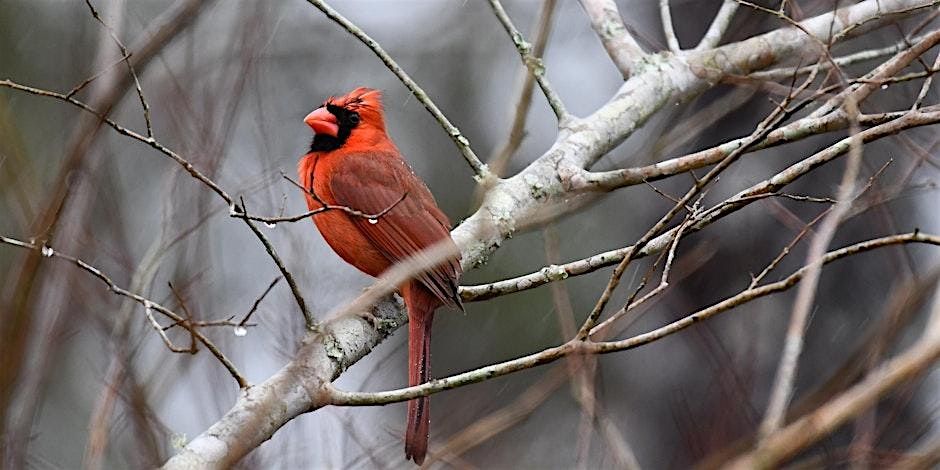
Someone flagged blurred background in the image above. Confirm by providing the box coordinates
[1,0,939,468]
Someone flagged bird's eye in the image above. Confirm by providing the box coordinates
[348,113,360,125]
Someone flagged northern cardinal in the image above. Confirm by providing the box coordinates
[298,87,462,465]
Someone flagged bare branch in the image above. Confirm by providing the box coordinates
[0,79,233,204]
[695,0,739,51]
[462,107,940,303]
[573,109,905,193]
[484,0,557,179]
[913,49,940,109]
[235,197,315,328]
[750,31,935,81]
[810,29,940,118]
[577,0,646,78]
[82,0,154,138]
[659,0,680,52]
[487,0,570,123]
[727,281,940,469]
[327,232,940,407]
[0,235,248,388]
[759,97,865,437]
[575,72,816,339]
[306,0,492,182]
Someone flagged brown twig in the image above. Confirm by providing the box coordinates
[0,235,248,388]
[83,0,154,137]
[0,79,233,204]
[236,197,314,328]
[234,172,408,224]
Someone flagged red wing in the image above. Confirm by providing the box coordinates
[329,151,461,308]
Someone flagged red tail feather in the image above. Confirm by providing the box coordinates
[404,284,436,465]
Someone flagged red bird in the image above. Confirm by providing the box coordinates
[298,87,461,465]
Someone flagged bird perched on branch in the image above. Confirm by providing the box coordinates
[298,87,462,465]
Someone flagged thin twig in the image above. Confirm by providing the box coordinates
[65,52,132,99]
[236,197,315,328]
[575,68,819,339]
[0,79,233,203]
[239,276,281,327]
[487,0,570,124]
[750,209,829,289]
[142,298,195,354]
[750,32,933,81]
[0,235,248,388]
[83,0,154,138]
[855,66,940,86]
[328,232,940,406]
[912,50,940,109]
[168,282,199,353]
[590,213,692,335]
[758,96,865,437]
[695,0,739,50]
[484,0,558,179]
[306,0,491,181]
[235,172,408,224]
[660,0,681,52]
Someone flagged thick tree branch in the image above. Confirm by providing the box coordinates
[571,110,910,193]
[161,295,407,469]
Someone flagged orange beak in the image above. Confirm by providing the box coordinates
[304,107,339,137]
